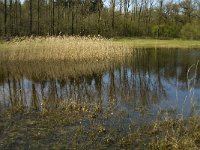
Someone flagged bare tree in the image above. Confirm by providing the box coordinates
[37,0,40,35]
[111,0,116,29]
[29,0,32,34]
[4,0,7,35]
[180,0,193,23]
[9,0,13,35]
[157,0,164,37]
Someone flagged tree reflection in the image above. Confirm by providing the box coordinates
[0,48,200,113]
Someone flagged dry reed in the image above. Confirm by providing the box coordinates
[0,36,132,62]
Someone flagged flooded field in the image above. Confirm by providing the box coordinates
[0,48,200,149]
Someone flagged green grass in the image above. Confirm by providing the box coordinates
[113,38,200,48]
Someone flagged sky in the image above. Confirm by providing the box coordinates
[19,0,110,7]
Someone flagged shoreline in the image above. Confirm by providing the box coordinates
[0,106,200,149]
[113,38,200,48]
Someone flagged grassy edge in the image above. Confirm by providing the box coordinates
[0,38,200,51]
[113,38,200,48]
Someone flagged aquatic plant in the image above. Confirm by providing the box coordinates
[0,36,131,62]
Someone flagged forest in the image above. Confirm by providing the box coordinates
[0,0,199,39]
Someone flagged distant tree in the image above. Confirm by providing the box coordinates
[157,0,164,38]
[0,0,199,39]
[180,0,193,23]
[111,0,116,30]
[37,0,40,35]
[29,0,32,34]
[4,0,7,35]
[9,0,13,35]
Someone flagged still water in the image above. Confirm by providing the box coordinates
[0,48,200,118]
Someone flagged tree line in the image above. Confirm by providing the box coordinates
[0,0,199,39]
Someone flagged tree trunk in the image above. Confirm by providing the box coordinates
[158,0,163,38]
[57,1,60,34]
[10,0,13,35]
[15,0,18,35]
[30,0,32,35]
[19,0,21,35]
[97,0,101,35]
[111,0,115,30]
[71,9,74,35]
[4,0,7,35]
[37,0,40,35]
[51,0,55,35]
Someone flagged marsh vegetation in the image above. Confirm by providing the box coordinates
[1,105,200,149]
[0,37,200,149]
[0,0,200,148]
[0,36,131,62]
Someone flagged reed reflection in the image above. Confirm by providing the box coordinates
[0,48,200,114]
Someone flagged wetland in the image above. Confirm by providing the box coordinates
[0,37,200,149]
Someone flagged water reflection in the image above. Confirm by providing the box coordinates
[0,48,200,116]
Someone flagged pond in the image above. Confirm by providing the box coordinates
[0,48,200,120]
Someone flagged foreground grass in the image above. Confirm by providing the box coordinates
[114,38,200,48]
[1,103,200,149]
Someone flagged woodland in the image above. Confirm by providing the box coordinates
[0,0,199,39]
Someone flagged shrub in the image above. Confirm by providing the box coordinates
[180,21,200,40]
[151,24,180,38]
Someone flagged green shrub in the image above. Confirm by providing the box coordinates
[151,24,180,38]
[180,21,200,40]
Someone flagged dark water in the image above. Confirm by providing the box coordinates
[0,48,200,118]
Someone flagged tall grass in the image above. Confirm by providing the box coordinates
[0,36,132,62]
[0,36,134,80]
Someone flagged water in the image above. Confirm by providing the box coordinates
[0,48,200,118]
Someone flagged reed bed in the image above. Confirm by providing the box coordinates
[0,36,132,62]
[0,36,132,81]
